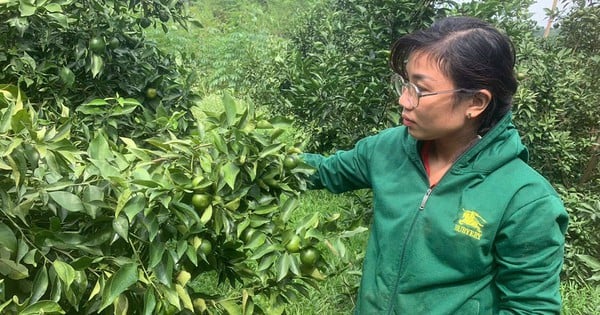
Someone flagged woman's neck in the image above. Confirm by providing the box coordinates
[428,133,481,165]
[423,132,481,186]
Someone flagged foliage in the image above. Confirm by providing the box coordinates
[452,0,538,40]
[557,1,600,56]
[274,0,453,152]
[193,31,292,103]
[0,0,197,138]
[147,0,309,106]
[0,85,347,314]
[561,282,600,315]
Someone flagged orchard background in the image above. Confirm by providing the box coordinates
[0,0,598,314]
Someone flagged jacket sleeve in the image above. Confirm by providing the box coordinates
[494,194,568,314]
[301,137,375,193]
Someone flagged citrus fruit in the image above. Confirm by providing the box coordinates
[199,239,212,255]
[108,37,120,49]
[300,247,319,266]
[283,155,299,169]
[159,10,170,22]
[285,235,301,253]
[146,88,158,99]
[139,17,151,28]
[89,37,106,53]
[192,194,211,210]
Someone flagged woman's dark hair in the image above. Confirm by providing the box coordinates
[389,16,518,134]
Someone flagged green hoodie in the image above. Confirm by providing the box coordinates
[302,113,568,314]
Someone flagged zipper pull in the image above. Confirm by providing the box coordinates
[419,188,433,210]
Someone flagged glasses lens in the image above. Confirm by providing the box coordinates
[392,75,417,108]
[392,75,405,96]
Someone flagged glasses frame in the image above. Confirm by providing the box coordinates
[391,73,479,109]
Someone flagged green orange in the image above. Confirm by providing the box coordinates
[285,235,301,253]
[192,194,211,210]
[300,247,319,266]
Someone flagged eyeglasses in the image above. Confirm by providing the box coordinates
[391,73,478,109]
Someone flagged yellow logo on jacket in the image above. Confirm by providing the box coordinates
[455,209,486,240]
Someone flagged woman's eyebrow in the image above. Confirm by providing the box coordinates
[409,73,436,83]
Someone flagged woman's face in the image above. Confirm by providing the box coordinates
[399,52,474,141]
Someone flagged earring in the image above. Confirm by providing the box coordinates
[467,113,472,119]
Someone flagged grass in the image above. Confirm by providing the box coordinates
[561,282,600,314]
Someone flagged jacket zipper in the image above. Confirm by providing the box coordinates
[419,188,433,210]
[387,186,433,313]
[387,207,421,314]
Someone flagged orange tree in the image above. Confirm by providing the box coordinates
[0,86,340,314]
[0,0,196,139]
[0,0,346,313]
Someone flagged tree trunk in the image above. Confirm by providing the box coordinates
[544,0,558,38]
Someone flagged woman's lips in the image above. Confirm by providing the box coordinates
[402,116,414,126]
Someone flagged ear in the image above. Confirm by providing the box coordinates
[466,89,492,119]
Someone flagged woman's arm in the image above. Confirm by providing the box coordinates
[494,194,568,314]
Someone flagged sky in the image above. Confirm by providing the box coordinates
[529,0,570,25]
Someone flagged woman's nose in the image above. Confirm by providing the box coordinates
[398,92,413,110]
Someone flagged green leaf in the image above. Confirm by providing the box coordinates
[249,244,277,260]
[279,197,298,223]
[222,92,237,127]
[11,108,32,133]
[99,263,138,311]
[148,241,165,269]
[0,222,17,256]
[48,191,84,212]
[175,284,194,311]
[159,283,180,310]
[245,233,266,250]
[220,299,242,315]
[91,54,104,78]
[44,3,63,13]
[122,193,146,222]
[577,254,600,271]
[19,300,65,315]
[0,98,15,133]
[200,205,213,225]
[276,253,291,282]
[222,162,240,190]
[19,1,37,17]
[258,143,285,158]
[16,237,28,262]
[77,99,109,115]
[111,98,140,117]
[114,294,129,315]
[112,214,129,241]
[53,260,76,288]
[88,132,111,160]
[30,265,49,303]
[257,253,278,272]
[143,288,157,315]
[0,258,29,279]
[82,185,104,219]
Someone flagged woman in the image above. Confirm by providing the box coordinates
[302,16,568,314]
